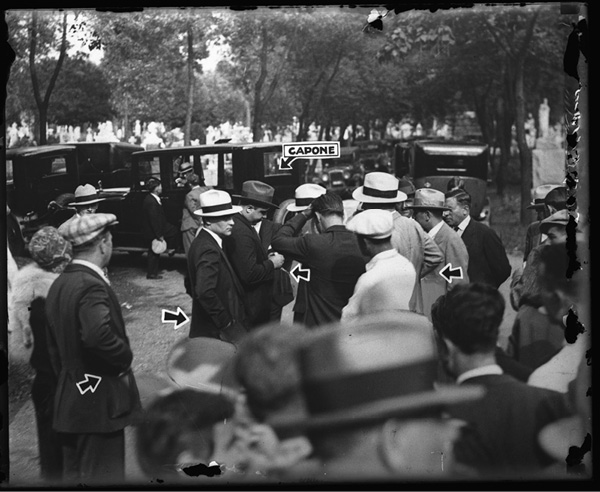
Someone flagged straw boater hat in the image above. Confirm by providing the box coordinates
[288,183,327,212]
[194,189,242,217]
[233,180,278,209]
[68,184,106,207]
[527,184,562,209]
[352,172,408,204]
[178,161,194,174]
[407,188,451,211]
[268,312,484,431]
[346,209,394,239]
[59,213,119,247]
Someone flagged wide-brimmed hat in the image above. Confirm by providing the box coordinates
[194,190,243,218]
[346,209,393,239]
[539,209,571,235]
[407,188,451,210]
[28,226,73,273]
[527,184,562,209]
[68,184,106,207]
[398,178,416,198]
[288,184,327,212]
[233,180,278,209]
[60,213,119,247]
[166,337,241,396]
[178,161,193,174]
[268,312,484,431]
[352,172,408,204]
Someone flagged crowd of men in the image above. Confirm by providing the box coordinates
[6,167,591,485]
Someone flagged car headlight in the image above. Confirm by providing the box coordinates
[343,171,351,180]
[321,174,329,182]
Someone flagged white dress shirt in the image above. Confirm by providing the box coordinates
[204,227,223,248]
[454,215,471,237]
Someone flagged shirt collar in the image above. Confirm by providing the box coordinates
[457,215,471,232]
[254,221,262,235]
[204,227,223,248]
[367,248,398,271]
[151,192,161,205]
[456,364,503,385]
[428,220,444,239]
[72,259,110,285]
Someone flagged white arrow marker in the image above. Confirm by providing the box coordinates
[439,263,464,284]
[290,263,311,283]
[162,307,190,330]
[76,374,102,395]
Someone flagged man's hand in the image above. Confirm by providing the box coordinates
[268,252,285,269]
[302,203,315,219]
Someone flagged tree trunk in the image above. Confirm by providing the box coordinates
[184,26,194,147]
[123,96,129,141]
[515,63,532,226]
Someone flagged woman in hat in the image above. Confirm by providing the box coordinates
[9,226,73,482]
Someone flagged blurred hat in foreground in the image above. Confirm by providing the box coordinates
[268,312,484,431]
[166,337,241,396]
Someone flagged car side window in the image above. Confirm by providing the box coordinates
[138,157,161,187]
[6,159,13,184]
[263,151,287,176]
[48,157,68,175]
[200,154,219,187]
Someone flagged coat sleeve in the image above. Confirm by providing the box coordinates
[420,229,444,278]
[226,228,275,286]
[78,284,133,374]
[194,246,234,329]
[483,227,512,288]
[271,213,312,262]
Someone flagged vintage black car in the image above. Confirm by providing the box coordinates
[97,142,310,252]
[393,139,491,223]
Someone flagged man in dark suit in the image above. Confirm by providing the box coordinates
[46,213,142,484]
[141,178,179,279]
[180,173,211,255]
[271,192,367,327]
[187,190,248,344]
[444,189,511,289]
[224,181,286,329]
[431,283,572,477]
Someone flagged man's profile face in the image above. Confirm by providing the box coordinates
[443,198,467,228]
[545,225,567,245]
[245,205,269,225]
[412,209,429,231]
[78,203,98,215]
[207,216,235,237]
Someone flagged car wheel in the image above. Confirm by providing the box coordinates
[273,199,296,225]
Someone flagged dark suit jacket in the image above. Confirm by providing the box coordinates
[271,213,367,327]
[450,373,572,474]
[460,219,511,288]
[141,193,177,243]
[187,228,247,342]
[224,215,276,327]
[45,263,141,434]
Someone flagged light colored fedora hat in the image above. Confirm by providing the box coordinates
[288,183,327,212]
[407,188,451,210]
[68,184,106,206]
[194,189,243,217]
[346,209,393,239]
[268,312,484,431]
[352,172,407,204]
[527,184,562,209]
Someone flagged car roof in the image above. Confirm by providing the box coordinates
[69,142,144,151]
[132,142,284,157]
[6,145,77,157]
[415,139,488,156]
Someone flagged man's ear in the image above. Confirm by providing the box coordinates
[379,419,406,471]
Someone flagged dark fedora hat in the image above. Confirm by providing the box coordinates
[233,180,278,209]
[268,312,484,431]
